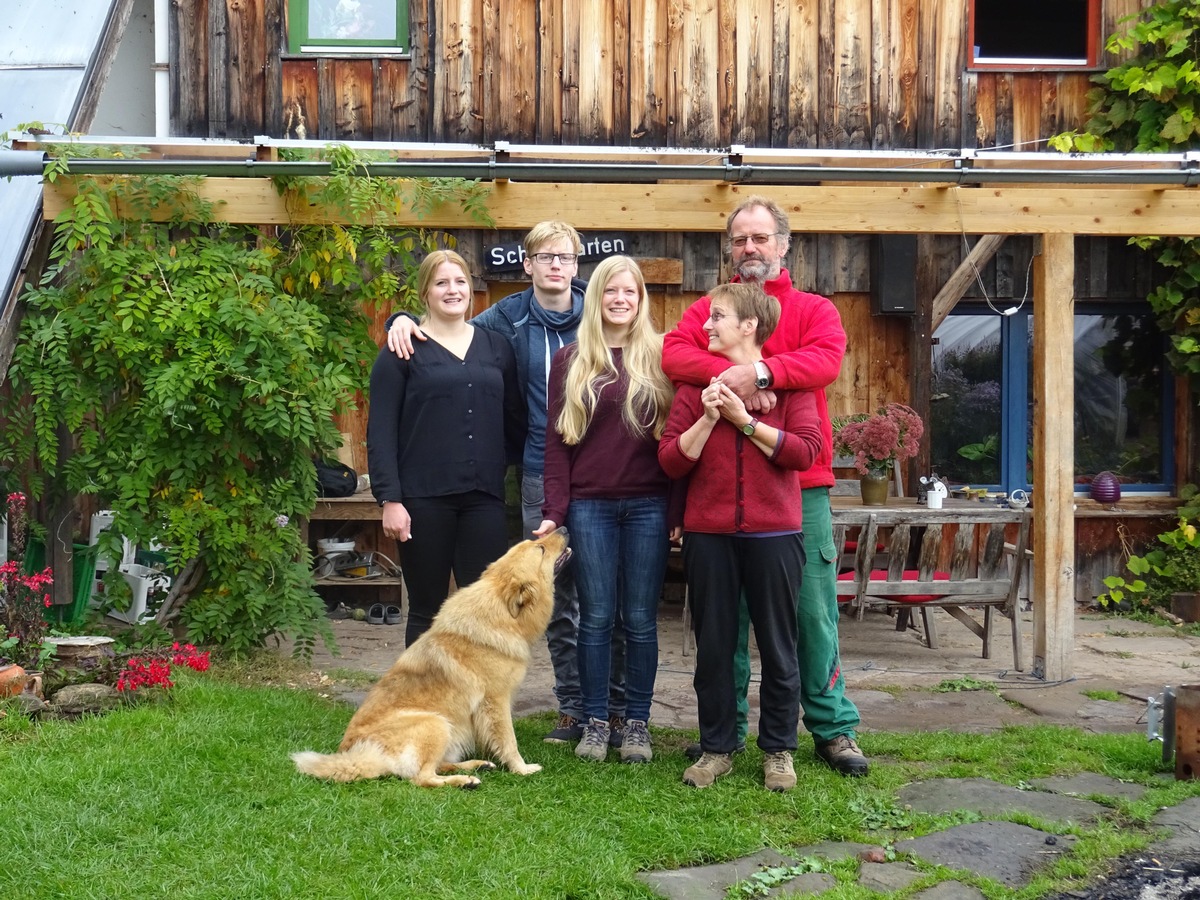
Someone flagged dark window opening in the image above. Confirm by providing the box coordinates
[971,0,1098,68]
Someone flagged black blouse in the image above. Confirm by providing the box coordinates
[367,328,525,504]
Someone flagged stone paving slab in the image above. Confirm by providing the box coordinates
[636,848,803,900]
[858,861,924,893]
[898,777,1110,824]
[1150,797,1200,863]
[1030,774,1148,803]
[896,821,1072,888]
[913,882,988,900]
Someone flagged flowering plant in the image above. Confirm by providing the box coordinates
[115,643,211,693]
[0,492,55,671]
[833,403,924,476]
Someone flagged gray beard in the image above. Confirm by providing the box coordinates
[734,258,772,283]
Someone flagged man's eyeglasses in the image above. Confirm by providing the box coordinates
[530,252,578,264]
[729,232,782,249]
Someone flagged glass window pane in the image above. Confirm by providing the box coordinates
[931,316,1003,485]
[1072,313,1163,484]
[309,0,397,42]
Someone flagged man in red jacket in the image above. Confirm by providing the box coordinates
[661,195,868,776]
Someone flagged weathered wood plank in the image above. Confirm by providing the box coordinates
[1032,232,1076,682]
[207,0,229,137]
[560,0,582,142]
[171,0,209,136]
[733,0,772,145]
[629,0,669,144]
[401,0,433,139]
[786,0,819,148]
[281,60,319,140]
[537,0,565,141]
[830,0,871,148]
[829,292,870,416]
[612,0,631,145]
[677,0,720,146]
[332,60,373,140]
[972,73,996,148]
[577,0,615,143]
[317,58,335,140]
[480,0,501,141]
[225,0,266,135]
[437,0,483,141]
[1012,75,1042,151]
[262,0,284,138]
[892,0,920,147]
[931,0,964,147]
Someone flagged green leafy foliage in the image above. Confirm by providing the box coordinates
[0,147,494,653]
[1051,1,1200,397]
[1097,514,1200,610]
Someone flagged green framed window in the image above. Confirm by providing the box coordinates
[287,0,409,54]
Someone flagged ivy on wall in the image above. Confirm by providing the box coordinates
[1050,0,1200,391]
[0,143,492,654]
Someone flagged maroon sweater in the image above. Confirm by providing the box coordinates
[658,385,822,534]
[542,345,670,525]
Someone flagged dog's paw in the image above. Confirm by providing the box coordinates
[460,777,482,790]
[478,761,497,772]
[511,762,542,776]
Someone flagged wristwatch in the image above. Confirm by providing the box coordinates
[753,360,771,389]
[741,418,758,436]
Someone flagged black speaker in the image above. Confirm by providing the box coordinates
[869,235,918,315]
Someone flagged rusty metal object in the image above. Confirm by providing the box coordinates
[1171,592,1200,623]
[1176,684,1200,780]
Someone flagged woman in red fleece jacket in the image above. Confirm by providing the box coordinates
[658,282,822,792]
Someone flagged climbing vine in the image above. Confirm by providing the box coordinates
[0,142,493,654]
[1050,0,1200,389]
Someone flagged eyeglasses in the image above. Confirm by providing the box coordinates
[729,232,782,249]
[707,310,730,323]
[530,252,578,264]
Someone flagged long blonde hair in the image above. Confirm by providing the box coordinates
[556,256,674,445]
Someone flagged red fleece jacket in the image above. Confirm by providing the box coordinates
[661,269,845,490]
[658,385,822,534]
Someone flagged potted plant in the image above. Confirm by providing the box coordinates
[833,403,924,506]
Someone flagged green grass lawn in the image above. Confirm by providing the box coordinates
[1,668,1195,900]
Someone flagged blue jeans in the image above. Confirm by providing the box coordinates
[522,472,627,719]
[569,496,669,723]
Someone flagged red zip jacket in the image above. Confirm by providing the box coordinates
[658,385,822,534]
[661,269,845,490]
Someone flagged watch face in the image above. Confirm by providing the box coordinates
[742,421,756,435]
[755,376,769,388]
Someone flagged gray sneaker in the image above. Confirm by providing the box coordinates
[682,752,733,788]
[763,750,797,792]
[574,717,611,761]
[619,719,652,764]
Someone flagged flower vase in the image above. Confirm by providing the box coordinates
[859,470,890,506]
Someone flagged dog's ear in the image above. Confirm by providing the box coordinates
[507,582,537,619]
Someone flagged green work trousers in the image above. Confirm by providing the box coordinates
[734,486,860,745]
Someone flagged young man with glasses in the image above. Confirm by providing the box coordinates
[662,195,869,777]
[386,222,626,746]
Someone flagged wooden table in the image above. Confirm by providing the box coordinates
[831,495,1027,524]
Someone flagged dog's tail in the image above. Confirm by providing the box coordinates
[291,741,397,782]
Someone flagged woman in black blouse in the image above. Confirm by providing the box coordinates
[367,250,525,645]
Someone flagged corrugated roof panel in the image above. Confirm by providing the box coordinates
[0,0,121,316]
[0,1,113,67]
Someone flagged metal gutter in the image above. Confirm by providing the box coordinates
[5,154,1200,187]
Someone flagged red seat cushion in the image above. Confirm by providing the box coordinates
[837,569,951,603]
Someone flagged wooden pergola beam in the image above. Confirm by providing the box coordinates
[931,235,1008,330]
[40,179,1200,236]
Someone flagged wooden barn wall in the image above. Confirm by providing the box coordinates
[173,0,1157,490]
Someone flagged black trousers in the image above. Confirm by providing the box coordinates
[395,490,508,646]
[683,532,804,753]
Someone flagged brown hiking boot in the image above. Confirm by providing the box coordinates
[762,751,797,792]
[544,714,583,743]
[682,752,733,788]
[816,735,869,777]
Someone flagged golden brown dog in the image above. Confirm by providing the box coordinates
[292,527,570,788]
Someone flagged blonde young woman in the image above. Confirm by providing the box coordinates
[535,256,675,763]
[367,250,524,647]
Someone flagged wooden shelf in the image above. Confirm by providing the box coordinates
[314,575,402,586]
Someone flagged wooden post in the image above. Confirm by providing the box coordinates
[1031,233,1075,682]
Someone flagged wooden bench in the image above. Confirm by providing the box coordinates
[833,509,1032,670]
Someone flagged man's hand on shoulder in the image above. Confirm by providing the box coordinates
[714,363,758,398]
[387,316,427,360]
